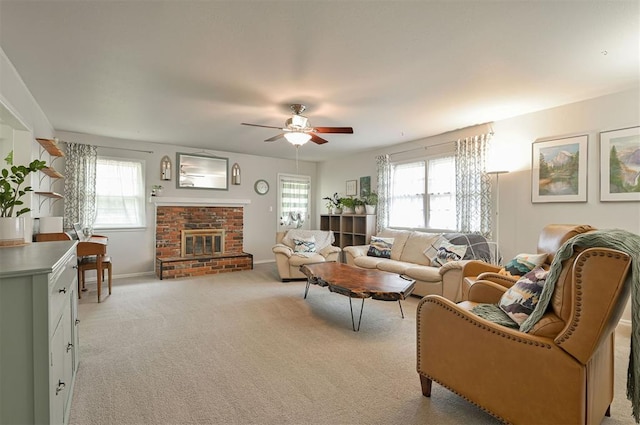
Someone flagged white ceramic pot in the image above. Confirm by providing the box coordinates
[0,217,26,246]
[332,207,343,215]
[342,207,355,214]
[365,205,376,214]
[355,205,366,214]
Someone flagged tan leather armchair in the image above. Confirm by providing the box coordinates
[459,224,595,300]
[416,232,633,424]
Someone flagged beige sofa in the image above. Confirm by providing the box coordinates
[273,230,342,281]
[343,228,498,300]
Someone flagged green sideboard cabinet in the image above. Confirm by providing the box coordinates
[0,241,79,424]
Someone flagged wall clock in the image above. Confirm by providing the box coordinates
[254,179,269,195]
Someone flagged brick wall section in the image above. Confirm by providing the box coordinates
[155,206,251,278]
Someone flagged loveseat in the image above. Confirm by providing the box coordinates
[343,228,498,299]
[273,229,342,281]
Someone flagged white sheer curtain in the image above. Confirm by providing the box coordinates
[389,161,426,228]
[94,158,145,228]
[63,142,97,231]
[375,154,391,232]
[455,133,492,237]
[279,175,310,230]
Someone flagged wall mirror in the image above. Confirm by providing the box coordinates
[176,152,228,190]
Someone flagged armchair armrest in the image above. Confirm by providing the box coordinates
[272,243,293,258]
[467,280,508,304]
[475,272,518,289]
[343,245,369,265]
[458,260,502,278]
[319,245,341,258]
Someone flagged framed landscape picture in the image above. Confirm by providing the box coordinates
[600,126,640,202]
[531,135,588,203]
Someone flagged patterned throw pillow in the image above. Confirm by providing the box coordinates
[502,253,547,277]
[423,235,448,262]
[293,236,316,253]
[367,236,394,258]
[499,267,549,326]
[431,240,467,266]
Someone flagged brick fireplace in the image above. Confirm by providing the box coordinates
[154,198,253,279]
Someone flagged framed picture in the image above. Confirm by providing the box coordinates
[360,176,371,197]
[531,134,588,203]
[600,126,640,202]
[346,180,357,196]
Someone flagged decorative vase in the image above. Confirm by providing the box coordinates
[342,206,355,214]
[0,217,26,246]
[332,207,343,215]
[355,205,365,214]
[365,205,376,214]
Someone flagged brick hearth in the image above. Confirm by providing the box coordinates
[155,205,252,279]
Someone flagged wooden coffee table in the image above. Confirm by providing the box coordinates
[300,262,415,331]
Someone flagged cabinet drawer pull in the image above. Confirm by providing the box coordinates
[56,380,66,395]
[58,287,67,294]
[66,342,74,352]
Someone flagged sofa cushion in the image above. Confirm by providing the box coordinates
[287,253,328,266]
[403,265,441,283]
[431,240,467,266]
[375,259,415,274]
[499,267,549,326]
[378,228,412,260]
[367,236,394,258]
[399,232,443,266]
[353,255,387,269]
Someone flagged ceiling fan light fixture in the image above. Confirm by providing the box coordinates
[284,131,312,146]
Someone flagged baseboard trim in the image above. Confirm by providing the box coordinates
[83,271,155,283]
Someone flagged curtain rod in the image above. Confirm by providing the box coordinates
[389,124,494,157]
[95,145,153,154]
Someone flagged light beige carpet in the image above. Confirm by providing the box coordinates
[70,263,635,425]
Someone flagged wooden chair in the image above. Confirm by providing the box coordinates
[77,241,112,302]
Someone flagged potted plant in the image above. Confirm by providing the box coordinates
[0,151,47,244]
[363,191,378,214]
[340,196,356,214]
[354,197,366,214]
[151,184,163,196]
[323,193,343,214]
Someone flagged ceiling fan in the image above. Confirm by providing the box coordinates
[241,104,354,146]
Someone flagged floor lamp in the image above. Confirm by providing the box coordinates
[488,170,509,245]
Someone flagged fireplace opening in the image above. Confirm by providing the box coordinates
[181,229,225,257]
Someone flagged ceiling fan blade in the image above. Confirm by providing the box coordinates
[241,122,284,130]
[265,133,285,142]
[310,133,329,145]
[313,126,353,134]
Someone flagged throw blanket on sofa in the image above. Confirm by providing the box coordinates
[473,229,640,421]
[282,229,334,257]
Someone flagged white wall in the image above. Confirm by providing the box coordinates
[56,131,317,276]
[319,88,640,260]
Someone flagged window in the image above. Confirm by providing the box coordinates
[277,173,310,231]
[94,157,146,228]
[389,156,456,230]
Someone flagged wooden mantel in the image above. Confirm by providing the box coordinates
[151,197,251,207]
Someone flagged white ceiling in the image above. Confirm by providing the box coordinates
[0,1,638,162]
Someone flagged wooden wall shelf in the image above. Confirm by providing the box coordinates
[41,166,64,179]
[35,138,65,157]
[35,191,63,199]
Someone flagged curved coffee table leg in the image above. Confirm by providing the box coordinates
[398,300,405,318]
[349,297,366,332]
